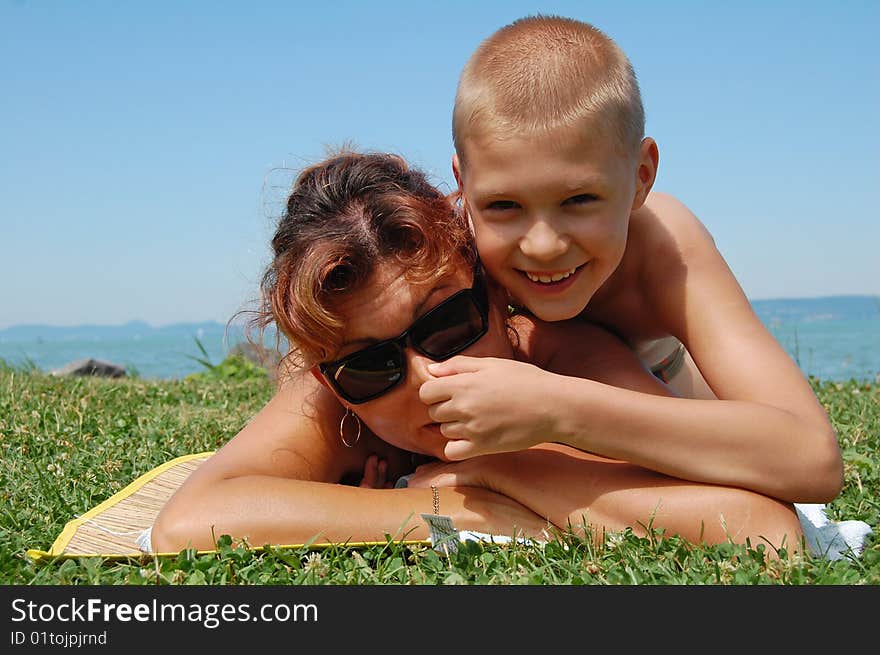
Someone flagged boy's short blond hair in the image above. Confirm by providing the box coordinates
[453,15,645,161]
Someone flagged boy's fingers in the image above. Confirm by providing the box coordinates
[419,378,453,405]
[438,421,468,441]
[426,400,462,423]
[444,440,477,461]
[427,355,483,377]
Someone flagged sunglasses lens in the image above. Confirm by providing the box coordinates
[331,345,404,401]
[411,292,486,359]
[322,275,489,403]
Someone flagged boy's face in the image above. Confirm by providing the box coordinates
[455,123,657,321]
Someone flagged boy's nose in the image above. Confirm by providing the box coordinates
[519,220,569,262]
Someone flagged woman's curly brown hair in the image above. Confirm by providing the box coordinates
[249,150,476,372]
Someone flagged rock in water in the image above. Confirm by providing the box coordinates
[51,358,127,378]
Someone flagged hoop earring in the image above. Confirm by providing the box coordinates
[339,407,362,448]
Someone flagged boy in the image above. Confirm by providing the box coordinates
[417,15,843,505]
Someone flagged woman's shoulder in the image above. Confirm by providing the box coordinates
[203,368,367,482]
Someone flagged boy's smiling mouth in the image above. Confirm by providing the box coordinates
[518,262,588,287]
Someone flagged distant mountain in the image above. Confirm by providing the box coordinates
[1,295,876,342]
[0,320,234,341]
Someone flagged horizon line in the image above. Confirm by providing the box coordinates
[1,293,878,331]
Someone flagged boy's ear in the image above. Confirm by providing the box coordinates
[452,153,463,189]
[453,153,476,233]
[632,137,659,210]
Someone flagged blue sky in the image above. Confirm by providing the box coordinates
[1,0,877,329]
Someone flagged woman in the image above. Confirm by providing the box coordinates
[151,151,802,554]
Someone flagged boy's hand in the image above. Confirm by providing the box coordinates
[419,356,559,460]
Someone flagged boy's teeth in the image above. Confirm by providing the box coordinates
[525,268,577,284]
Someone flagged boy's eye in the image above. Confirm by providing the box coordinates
[485,200,520,211]
[562,194,598,206]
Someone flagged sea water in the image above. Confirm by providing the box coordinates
[751,296,879,382]
[1,297,877,382]
[0,330,237,380]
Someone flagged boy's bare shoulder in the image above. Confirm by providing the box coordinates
[626,192,720,287]
[636,192,717,255]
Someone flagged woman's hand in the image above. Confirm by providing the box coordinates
[405,456,495,491]
[419,356,564,460]
[450,486,555,540]
[406,453,529,508]
[404,455,553,539]
[359,454,392,489]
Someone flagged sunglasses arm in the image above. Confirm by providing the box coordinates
[310,366,331,390]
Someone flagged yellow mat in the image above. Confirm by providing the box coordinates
[26,451,428,564]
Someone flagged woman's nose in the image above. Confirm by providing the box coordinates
[405,351,436,390]
[519,219,569,262]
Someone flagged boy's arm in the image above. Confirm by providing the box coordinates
[151,372,548,552]
[556,193,842,502]
[628,194,843,502]
[421,277,842,503]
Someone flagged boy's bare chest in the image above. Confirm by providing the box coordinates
[580,270,669,351]
[582,209,681,350]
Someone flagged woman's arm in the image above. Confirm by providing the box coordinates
[406,445,805,553]
[152,477,550,552]
[151,371,549,552]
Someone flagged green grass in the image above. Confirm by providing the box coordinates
[1,357,877,585]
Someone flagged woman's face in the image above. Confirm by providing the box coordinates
[325,262,512,459]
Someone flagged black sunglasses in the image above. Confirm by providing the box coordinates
[319,271,489,404]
